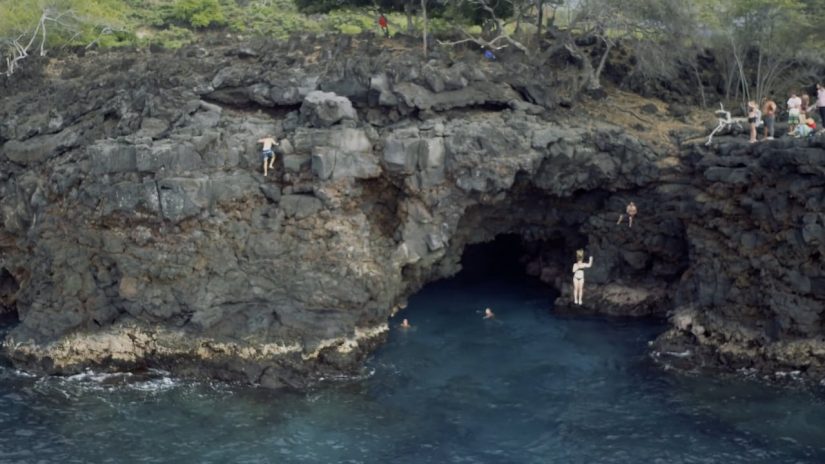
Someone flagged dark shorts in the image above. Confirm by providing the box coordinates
[261,149,274,160]
[748,117,757,124]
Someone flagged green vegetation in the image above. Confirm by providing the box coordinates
[1,0,823,105]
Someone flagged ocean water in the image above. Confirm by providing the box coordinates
[1,276,823,463]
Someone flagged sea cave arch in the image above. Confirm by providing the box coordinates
[400,178,690,319]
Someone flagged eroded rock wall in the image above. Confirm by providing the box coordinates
[0,36,823,387]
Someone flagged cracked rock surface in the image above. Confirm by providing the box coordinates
[0,35,823,388]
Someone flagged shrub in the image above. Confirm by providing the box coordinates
[163,0,227,29]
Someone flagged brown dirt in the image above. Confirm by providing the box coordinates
[579,86,712,152]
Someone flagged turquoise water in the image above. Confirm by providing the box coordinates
[1,276,824,463]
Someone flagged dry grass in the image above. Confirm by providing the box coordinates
[578,86,711,152]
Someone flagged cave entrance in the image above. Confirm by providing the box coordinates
[458,234,532,282]
[0,267,20,330]
[450,233,569,305]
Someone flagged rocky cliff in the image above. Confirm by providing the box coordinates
[0,35,823,388]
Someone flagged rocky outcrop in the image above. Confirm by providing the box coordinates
[0,36,823,388]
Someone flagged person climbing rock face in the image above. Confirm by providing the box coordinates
[257,135,279,177]
[572,249,594,306]
[617,201,638,227]
[483,308,495,319]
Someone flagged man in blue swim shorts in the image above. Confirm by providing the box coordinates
[257,135,279,177]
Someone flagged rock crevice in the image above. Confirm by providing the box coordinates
[1,37,823,387]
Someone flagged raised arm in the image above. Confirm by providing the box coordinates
[584,256,594,268]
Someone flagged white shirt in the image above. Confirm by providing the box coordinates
[817,89,825,108]
[788,96,802,110]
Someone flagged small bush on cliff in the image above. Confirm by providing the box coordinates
[161,0,227,29]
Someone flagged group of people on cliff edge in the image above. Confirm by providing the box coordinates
[748,84,825,142]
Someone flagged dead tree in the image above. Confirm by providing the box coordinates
[3,8,78,77]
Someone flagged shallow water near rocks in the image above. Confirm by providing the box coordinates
[1,276,824,463]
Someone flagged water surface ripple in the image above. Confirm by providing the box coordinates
[1,277,823,463]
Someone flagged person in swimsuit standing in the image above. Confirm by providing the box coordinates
[572,249,594,306]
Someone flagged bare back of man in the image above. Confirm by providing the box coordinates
[257,136,279,177]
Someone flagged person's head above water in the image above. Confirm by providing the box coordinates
[401,318,410,328]
[484,308,494,318]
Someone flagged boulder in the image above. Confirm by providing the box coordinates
[3,129,79,165]
[88,143,137,174]
[280,194,323,219]
[300,91,358,128]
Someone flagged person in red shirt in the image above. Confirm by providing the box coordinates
[378,13,389,38]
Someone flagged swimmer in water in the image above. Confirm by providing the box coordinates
[400,318,411,329]
[572,249,594,305]
[483,308,495,319]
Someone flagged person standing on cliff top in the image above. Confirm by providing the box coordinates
[747,101,759,143]
[787,92,802,135]
[800,93,811,122]
[572,249,594,306]
[378,13,389,38]
[616,201,638,227]
[816,84,825,130]
[762,97,776,140]
[257,135,279,177]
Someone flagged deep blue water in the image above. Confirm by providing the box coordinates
[1,276,824,463]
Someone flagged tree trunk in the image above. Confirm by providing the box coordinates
[421,0,428,56]
[591,40,613,88]
[536,0,544,44]
[691,60,707,108]
[405,4,413,34]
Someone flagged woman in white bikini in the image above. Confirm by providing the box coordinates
[572,249,594,305]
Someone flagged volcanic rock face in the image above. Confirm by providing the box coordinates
[0,35,823,387]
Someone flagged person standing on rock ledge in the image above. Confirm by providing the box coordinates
[572,249,594,306]
[761,97,776,140]
[617,201,638,227]
[257,135,279,177]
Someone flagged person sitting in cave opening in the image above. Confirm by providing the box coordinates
[616,201,638,227]
[257,135,279,177]
[572,249,594,306]
[483,308,495,319]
